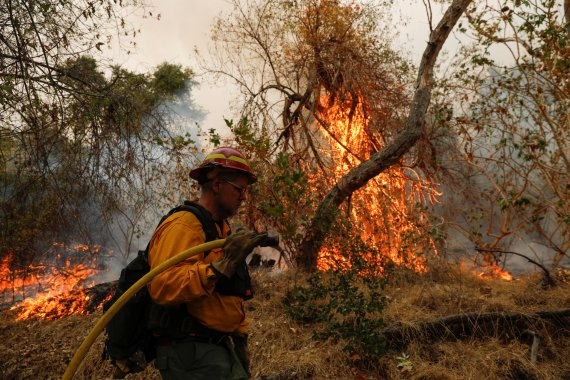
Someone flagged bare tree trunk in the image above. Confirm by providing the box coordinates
[298,0,474,270]
[565,0,570,37]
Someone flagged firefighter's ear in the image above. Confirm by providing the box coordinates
[211,178,222,194]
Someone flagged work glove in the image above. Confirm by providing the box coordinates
[211,228,266,278]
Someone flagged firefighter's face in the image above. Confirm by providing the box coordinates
[214,173,249,218]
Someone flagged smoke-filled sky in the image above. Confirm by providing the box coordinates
[108,1,454,137]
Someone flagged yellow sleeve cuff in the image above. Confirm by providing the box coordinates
[198,263,219,292]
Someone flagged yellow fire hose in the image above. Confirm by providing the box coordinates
[62,239,226,380]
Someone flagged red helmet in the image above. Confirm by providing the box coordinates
[189,146,257,184]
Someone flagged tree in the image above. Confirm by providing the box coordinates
[439,0,569,270]
[0,0,202,272]
[208,0,472,270]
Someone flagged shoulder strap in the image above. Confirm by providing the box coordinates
[179,200,220,242]
[143,201,221,260]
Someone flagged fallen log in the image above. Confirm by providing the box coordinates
[382,308,570,349]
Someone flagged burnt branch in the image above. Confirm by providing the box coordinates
[475,247,556,288]
[382,308,570,350]
[277,87,312,148]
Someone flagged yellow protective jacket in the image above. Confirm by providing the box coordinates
[147,209,248,334]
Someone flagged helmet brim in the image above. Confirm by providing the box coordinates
[189,165,257,184]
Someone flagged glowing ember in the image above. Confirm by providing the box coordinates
[311,94,441,272]
[1,242,112,320]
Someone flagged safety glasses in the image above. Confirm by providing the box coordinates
[223,180,248,196]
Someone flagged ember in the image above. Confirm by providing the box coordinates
[0,242,113,320]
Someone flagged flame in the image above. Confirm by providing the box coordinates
[310,95,513,281]
[1,243,112,320]
[478,265,513,281]
[311,94,441,272]
[477,252,513,281]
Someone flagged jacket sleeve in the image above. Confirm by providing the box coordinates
[147,212,220,305]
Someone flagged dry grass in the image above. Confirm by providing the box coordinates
[247,270,356,379]
[1,261,569,380]
[377,261,570,380]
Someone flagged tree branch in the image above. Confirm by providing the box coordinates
[475,247,556,287]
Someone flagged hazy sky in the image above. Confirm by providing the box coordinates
[110,1,452,136]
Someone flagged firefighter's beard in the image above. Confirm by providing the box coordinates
[218,198,242,220]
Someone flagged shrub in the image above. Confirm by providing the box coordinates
[285,223,390,357]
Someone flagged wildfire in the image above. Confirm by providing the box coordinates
[312,94,441,272]
[309,96,514,281]
[0,242,112,320]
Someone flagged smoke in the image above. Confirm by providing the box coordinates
[433,67,569,275]
[82,79,210,285]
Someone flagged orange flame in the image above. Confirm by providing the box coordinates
[311,94,441,272]
[477,252,513,281]
[310,95,513,281]
[1,243,112,320]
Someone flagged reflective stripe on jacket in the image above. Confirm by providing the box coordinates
[147,211,248,334]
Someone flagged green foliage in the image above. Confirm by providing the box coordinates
[0,55,198,263]
[284,224,389,357]
[152,63,193,98]
[0,0,208,279]
[60,56,106,88]
[257,152,314,256]
[208,128,221,146]
[224,117,271,153]
[170,133,195,149]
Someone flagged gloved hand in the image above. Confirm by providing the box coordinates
[211,228,266,278]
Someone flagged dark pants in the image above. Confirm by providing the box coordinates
[154,338,249,380]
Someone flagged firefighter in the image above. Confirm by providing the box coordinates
[147,146,263,380]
